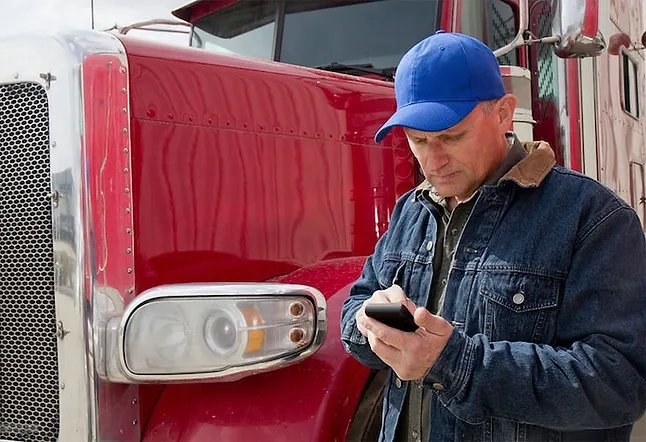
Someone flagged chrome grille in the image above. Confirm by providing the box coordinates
[0,82,59,442]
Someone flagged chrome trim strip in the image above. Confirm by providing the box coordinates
[103,283,328,383]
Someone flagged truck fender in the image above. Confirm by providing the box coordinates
[141,257,378,442]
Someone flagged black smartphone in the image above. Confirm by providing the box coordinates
[364,303,418,332]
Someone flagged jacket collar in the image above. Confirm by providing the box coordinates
[500,140,556,187]
[412,136,556,202]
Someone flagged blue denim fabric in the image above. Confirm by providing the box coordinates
[340,147,646,442]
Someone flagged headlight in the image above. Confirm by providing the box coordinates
[204,309,239,356]
[115,283,324,381]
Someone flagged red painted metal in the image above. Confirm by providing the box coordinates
[82,54,140,441]
[141,259,371,441]
[527,0,565,165]
[567,59,583,172]
[517,43,529,69]
[582,0,599,38]
[440,0,455,31]
[121,36,414,295]
[116,35,416,438]
[608,32,633,55]
[172,0,238,22]
[82,56,137,304]
[454,0,463,32]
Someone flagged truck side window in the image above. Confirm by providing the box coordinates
[460,0,518,66]
[621,50,640,119]
[192,0,277,60]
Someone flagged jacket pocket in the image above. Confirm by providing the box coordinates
[480,271,560,342]
[378,254,434,306]
[377,258,407,290]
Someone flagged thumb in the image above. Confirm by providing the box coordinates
[414,308,453,336]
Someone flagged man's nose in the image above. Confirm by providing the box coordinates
[423,141,449,172]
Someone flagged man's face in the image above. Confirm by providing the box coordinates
[403,96,516,201]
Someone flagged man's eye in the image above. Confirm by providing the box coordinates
[444,134,464,142]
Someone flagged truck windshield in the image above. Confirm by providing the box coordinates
[192,0,442,71]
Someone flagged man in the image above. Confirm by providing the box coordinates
[340,31,646,442]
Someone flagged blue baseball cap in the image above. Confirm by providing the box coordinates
[375,31,506,143]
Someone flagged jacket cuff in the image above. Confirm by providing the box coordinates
[340,321,390,370]
[340,319,370,355]
[423,329,475,403]
[349,322,368,345]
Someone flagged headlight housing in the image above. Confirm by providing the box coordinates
[100,283,326,383]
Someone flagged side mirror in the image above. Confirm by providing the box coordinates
[551,0,606,58]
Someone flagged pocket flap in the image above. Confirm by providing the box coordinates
[377,259,406,289]
[480,271,559,312]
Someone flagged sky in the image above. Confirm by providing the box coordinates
[0,0,191,46]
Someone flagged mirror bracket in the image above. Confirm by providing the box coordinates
[493,0,529,58]
[494,29,561,59]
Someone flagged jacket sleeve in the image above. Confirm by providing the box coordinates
[340,189,416,370]
[424,206,646,429]
[340,253,389,370]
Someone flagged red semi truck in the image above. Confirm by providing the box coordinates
[0,0,645,441]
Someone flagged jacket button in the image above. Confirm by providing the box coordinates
[432,382,445,391]
[395,377,402,388]
[426,241,433,251]
[512,292,525,305]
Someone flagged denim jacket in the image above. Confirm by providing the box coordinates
[340,141,646,442]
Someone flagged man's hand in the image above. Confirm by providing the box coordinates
[355,284,413,337]
[355,285,454,380]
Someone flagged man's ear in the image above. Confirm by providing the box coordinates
[497,94,517,133]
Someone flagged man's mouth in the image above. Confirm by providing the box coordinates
[432,172,458,182]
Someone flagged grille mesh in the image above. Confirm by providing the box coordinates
[0,82,60,442]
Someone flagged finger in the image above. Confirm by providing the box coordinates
[367,290,392,304]
[355,309,370,337]
[367,332,401,365]
[414,307,453,336]
[381,284,408,303]
[363,316,407,349]
[355,301,372,336]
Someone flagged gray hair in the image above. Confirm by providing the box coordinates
[479,98,501,114]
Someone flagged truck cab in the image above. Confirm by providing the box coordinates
[0,0,644,441]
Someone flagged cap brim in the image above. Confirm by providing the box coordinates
[374,100,478,142]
